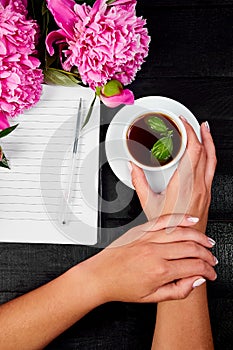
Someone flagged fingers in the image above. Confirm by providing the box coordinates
[180,118,216,185]
[167,258,217,282]
[130,161,156,205]
[144,276,206,303]
[200,122,217,188]
[161,241,217,266]
[142,213,200,233]
[180,117,203,165]
[174,118,204,184]
[130,161,147,190]
[110,214,215,248]
[146,226,215,249]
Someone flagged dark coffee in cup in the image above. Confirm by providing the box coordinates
[126,112,182,167]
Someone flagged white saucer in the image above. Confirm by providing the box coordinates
[105,96,201,190]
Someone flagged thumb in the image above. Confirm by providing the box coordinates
[143,276,206,303]
[130,161,157,207]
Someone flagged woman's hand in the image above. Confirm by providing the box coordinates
[130,119,217,232]
[0,217,216,350]
[80,214,217,304]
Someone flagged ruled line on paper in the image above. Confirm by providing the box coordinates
[0,218,83,222]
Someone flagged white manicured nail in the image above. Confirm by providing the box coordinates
[179,115,187,122]
[214,257,219,265]
[128,162,132,173]
[205,121,210,132]
[187,216,199,223]
[208,237,216,246]
[192,278,206,288]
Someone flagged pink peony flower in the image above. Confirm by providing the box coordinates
[0,0,39,56]
[46,0,150,90]
[0,0,28,16]
[0,0,43,129]
[0,54,43,129]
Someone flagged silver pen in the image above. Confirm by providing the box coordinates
[61,98,83,225]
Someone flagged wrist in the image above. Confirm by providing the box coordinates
[71,255,111,307]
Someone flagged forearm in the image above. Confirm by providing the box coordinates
[0,263,104,350]
[130,120,216,349]
[152,219,214,350]
[152,285,214,350]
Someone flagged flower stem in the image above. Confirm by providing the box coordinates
[82,94,97,129]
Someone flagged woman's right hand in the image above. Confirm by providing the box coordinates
[80,214,217,305]
[130,119,217,233]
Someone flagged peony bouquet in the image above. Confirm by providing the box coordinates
[0,0,150,166]
[43,0,150,125]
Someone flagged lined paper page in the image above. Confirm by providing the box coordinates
[0,85,100,245]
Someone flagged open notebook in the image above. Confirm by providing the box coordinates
[0,85,100,245]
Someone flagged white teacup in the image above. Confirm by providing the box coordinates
[123,108,187,193]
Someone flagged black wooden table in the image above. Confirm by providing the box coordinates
[0,1,232,349]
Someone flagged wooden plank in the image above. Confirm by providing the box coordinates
[129,78,233,121]
[136,7,233,77]
[209,298,233,350]
[137,0,233,7]
[0,244,101,293]
[206,222,233,286]
[210,175,233,219]
[32,0,233,11]
[215,150,233,175]
[99,170,233,222]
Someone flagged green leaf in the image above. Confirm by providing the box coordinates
[147,117,168,133]
[0,124,18,139]
[45,53,57,68]
[82,94,97,129]
[106,0,117,4]
[0,153,10,169]
[151,136,173,161]
[43,68,80,86]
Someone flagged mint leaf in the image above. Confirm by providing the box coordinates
[161,129,173,137]
[147,116,168,133]
[151,136,173,161]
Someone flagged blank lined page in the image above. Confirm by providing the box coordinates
[0,85,100,245]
